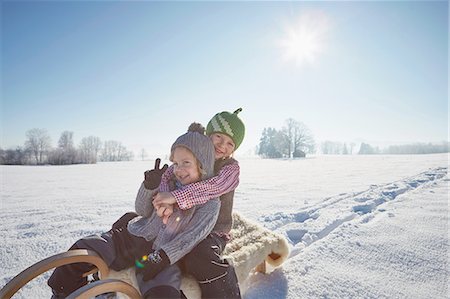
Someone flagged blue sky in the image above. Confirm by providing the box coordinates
[1,1,448,156]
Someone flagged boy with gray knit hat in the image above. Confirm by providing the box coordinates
[48,124,220,299]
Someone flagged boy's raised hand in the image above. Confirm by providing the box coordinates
[143,158,168,190]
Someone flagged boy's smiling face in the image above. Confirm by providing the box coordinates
[210,133,235,160]
[172,146,201,185]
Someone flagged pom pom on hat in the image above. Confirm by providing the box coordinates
[206,108,245,150]
[187,122,205,135]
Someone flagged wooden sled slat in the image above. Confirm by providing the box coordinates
[0,249,109,299]
[66,279,141,299]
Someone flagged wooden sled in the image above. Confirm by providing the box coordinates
[0,212,289,299]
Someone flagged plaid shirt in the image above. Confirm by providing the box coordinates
[159,161,240,210]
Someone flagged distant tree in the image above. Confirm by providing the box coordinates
[258,128,283,158]
[283,119,295,157]
[384,142,449,154]
[288,119,315,156]
[321,141,343,154]
[49,131,77,164]
[349,142,356,155]
[25,128,52,164]
[100,140,133,162]
[275,128,290,157]
[258,119,315,158]
[321,141,332,154]
[140,148,148,161]
[58,131,74,149]
[79,136,102,164]
[358,143,378,155]
[0,147,29,165]
[342,143,349,155]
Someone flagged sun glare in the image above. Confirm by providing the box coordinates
[279,11,330,67]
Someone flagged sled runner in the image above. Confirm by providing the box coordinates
[0,212,289,299]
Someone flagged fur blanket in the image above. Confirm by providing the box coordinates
[107,212,289,298]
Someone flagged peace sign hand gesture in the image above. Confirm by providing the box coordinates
[143,158,169,190]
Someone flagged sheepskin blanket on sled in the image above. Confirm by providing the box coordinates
[106,212,289,299]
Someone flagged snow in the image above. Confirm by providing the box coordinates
[1,154,449,298]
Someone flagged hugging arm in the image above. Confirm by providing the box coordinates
[155,162,240,210]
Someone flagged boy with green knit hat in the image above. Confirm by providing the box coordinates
[153,108,245,298]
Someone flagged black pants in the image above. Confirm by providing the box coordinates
[47,224,180,298]
[47,228,151,296]
[182,234,241,299]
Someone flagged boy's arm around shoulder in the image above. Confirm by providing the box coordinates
[172,161,240,210]
[135,182,157,217]
[161,198,220,264]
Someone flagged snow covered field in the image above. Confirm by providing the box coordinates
[1,154,449,298]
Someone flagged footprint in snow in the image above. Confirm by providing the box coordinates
[286,228,308,245]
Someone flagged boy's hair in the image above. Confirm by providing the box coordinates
[206,108,245,150]
[170,123,215,179]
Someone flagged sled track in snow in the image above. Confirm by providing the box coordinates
[259,167,448,258]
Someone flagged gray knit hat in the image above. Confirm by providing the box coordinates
[170,123,215,180]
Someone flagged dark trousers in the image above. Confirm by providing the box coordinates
[182,234,241,299]
[47,228,149,296]
[47,227,180,298]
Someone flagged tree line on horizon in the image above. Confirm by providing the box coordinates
[257,118,449,158]
[2,126,448,165]
[0,128,134,165]
[319,141,448,155]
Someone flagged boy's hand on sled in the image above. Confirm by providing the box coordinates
[136,249,170,281]
[143,158,168,190]
[153,192,177,206]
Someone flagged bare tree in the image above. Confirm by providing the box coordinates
[25,128,51,164]
[58,131,74,150]
[259,119,315,158]
[283,118,296,157]
[51,131,77,164]
[140,148,148,161]
[292,121,315,156]
[100,140,133,162]
[79,136,102,164]
[283,118,315,157]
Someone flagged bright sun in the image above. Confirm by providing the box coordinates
[279,11,330,67]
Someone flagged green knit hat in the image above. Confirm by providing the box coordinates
[206,108,245,150]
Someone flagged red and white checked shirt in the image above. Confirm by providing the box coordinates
[159,161,240,210]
